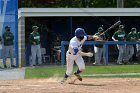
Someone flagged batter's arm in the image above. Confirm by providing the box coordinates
[78,50,93,57]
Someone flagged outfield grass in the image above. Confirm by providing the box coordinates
[25,65,140,79]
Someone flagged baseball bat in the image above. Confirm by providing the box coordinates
[93,20,121,39]
[104,20,121,33]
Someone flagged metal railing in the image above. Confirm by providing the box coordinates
[61,41,140,65]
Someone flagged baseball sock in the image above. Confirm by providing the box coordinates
[74,69,81,74]
[64,73,69,79]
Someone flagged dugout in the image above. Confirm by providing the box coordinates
[18,8,140,66]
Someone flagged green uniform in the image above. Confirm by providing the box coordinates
[125,31,138,62]
[94,32,105,48]
[29,31,42,66]
[2,31,14,67]
[104,32,110,40]
[112,30,125,41]
[93,32,110,65]
[112,30,126,64]
[126,32,138,41]
[138,32,140,39]
[29,31,40,45]
[2,32,14,46]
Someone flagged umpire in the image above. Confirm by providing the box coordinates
[29,26,42,66]
[2,25,15,68]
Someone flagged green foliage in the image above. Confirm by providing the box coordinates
[124,0,140,8]
[25,65,140,79]
[19,0,140,8]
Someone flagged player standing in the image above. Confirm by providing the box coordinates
[112,25,126,65]
[124,28,138,63]
[93,26,110,65]
[61,28,93,83]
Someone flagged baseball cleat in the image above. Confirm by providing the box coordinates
[74,73,82,81]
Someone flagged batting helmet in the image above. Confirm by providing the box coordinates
[75,28,86,38]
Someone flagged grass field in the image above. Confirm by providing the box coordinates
[25,65,140,79]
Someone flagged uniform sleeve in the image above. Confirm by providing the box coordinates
[2,33,7,41]
[10,33,14,40]
[70,41,78,49]
[138,32,140,39]
[84,35,88,40]
[126,33,130,41]
[105,33,110,40]
[29,34,34,44]
[112,32,117,41]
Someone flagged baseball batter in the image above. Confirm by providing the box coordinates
[61,28,93,83]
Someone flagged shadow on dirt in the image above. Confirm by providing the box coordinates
[69,83,105,86]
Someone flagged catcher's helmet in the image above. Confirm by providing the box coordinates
[75,28,86,38]
[32,26,39,30]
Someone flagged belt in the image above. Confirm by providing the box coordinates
[69,52,74,55]
[69,52,77,55]
[69,52,72,54]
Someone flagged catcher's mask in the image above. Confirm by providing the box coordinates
[75,28,86,40]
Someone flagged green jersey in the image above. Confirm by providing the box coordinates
[138,32,140,39]
[2,31,14,46]
[94,32,110,48]
[104,32,110,40]
[112,30,125,41]
[126,32,138,41]
[29,31,40,45]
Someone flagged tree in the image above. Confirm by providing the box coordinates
[18,0,140,8]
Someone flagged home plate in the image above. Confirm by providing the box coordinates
[0,68,25,80]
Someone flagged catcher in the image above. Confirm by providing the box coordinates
[61,28,93,84]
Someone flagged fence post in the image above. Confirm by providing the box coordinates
[61,41,65,65]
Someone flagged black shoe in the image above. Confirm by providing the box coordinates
[11,65,16,67]
[4,65,7,68]
[74,73,82,81]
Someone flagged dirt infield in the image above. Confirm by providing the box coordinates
[0,78,139,93]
